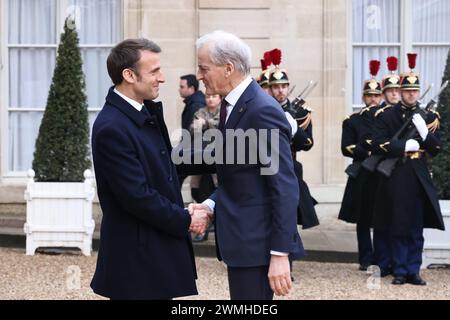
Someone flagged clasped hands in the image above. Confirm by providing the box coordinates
[188,203,214,235]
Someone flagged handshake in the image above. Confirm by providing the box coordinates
[188,203,214,235]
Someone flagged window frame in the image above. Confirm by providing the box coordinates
[347,0,450,112]
[0,0,123,181]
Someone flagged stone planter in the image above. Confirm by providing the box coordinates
[23,169,95,256]
[423,200,450,268]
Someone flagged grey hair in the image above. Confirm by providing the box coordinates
[196,30,252,75]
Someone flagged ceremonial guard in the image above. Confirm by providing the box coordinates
[373,53,444,285]
[268,49,319,230]
[339,60,383,271]
[370,56,402,277]
[257,51,273,96]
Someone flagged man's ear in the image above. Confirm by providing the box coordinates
[225,63,235,78]
[122,69,137,84]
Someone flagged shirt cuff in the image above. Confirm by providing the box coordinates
[202,199,216,212]
[270,251,289,257]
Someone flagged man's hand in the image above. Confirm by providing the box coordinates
[188,203,213,235]
[193,118,206,131]
[268,255,292,296]
[412,113,428,141]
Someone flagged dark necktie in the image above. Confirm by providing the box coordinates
[141,105,150,118]
[219,99,228,131]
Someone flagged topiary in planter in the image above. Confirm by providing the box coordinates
[32,17,90,182]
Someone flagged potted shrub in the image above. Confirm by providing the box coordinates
[423,48,450,267]
[23,18,94,256]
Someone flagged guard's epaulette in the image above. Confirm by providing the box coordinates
[375,105,392,117]
[296,112,313,130]
[344,112,358,121]
[360,107,370,115]
[427,113,441,133]
[429,109,441,120]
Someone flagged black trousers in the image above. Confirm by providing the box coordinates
[227,265,273,300]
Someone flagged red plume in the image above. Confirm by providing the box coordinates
[260,59,267,71]
[407,53,417,70]
[270,49,282,66]
[263,51,272,67]
[369,60,381,77]
[387,56,398,72]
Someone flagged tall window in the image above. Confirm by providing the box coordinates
[412,0,450,97]
[5,0,121,176]
[351,0,450,109]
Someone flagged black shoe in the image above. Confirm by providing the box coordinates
[359,264,369,271]
[392,276,407,285]
[406,274,427,286]
[380,268,392,278]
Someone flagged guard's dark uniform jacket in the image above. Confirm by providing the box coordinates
[282,100,319,229]
[371,102,395,223]
[339,105,381,225]
[372,102,444,236]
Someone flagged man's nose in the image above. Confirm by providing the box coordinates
[159,73,166,83]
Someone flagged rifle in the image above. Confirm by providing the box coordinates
[376,111,423,177]
[291,80,318,112]
[376,81,448,177]
[345,161,362,179]
[287,85,297,99]
[362,117,412,172]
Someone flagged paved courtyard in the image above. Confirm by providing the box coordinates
[1,248,450,300]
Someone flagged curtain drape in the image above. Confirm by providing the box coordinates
[8,0,120,172]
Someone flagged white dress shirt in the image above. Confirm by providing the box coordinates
[202,76,288,257]
[114,88,143,112]
[223,75,253,122]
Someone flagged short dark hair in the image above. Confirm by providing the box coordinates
[180,74,199,91]
[107,38,161,85]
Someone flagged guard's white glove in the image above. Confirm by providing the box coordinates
[405,139,420,152]
[285,112,298,136]
[412,114,428,141]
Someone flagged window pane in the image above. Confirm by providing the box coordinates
[69,0,121,44]
[8,111,100,173]
[8,112,43,172]
[413,47,450,100]
[82,48,113,108]
[352,0,400,43]
[413,0,450,42]
[353,47,400,104]
[8,0,56,44]
[9,49,56,108]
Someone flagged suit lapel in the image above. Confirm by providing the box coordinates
[144,100,173,152]
[225,103,248,130]
[224,80,258,130]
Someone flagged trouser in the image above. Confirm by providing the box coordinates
[373,228,392,271]
[227,265,273,300]
[357,223,373,267]
[392,197,424,276]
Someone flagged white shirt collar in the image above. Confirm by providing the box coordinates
[114,88,143,112]
[224,76,253,107]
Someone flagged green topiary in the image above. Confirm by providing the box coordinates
[32,17,90,182]
[433,48,450,199]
